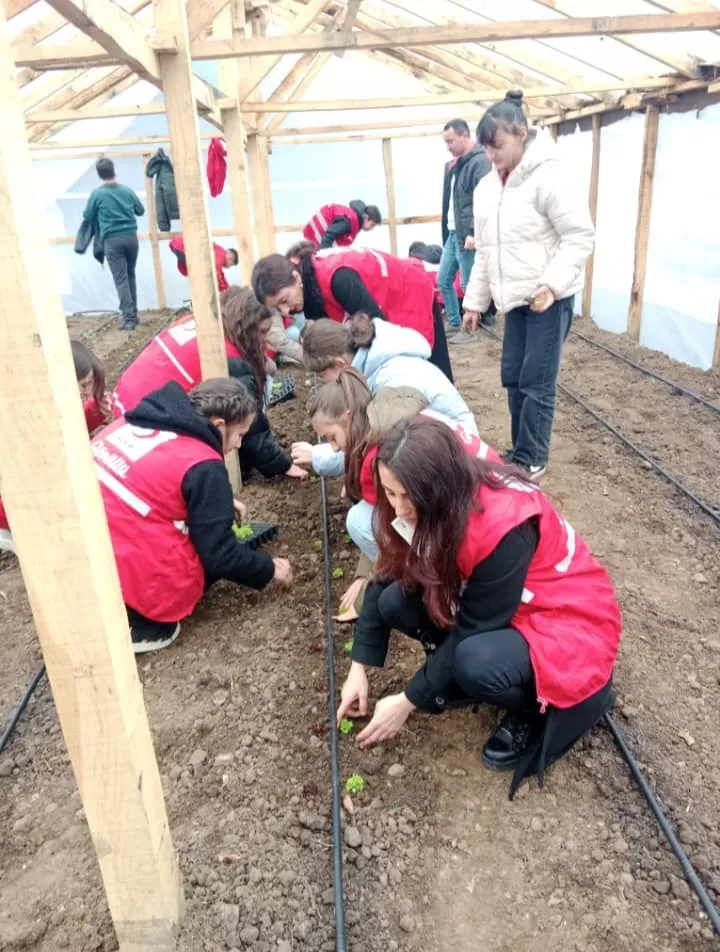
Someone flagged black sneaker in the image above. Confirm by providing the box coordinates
[482,710,533,771]
[131,622,181,654]
[120,318,139,332]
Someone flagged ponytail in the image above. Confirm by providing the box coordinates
[220,286,272,397]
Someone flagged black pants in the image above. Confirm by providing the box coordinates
[126,574,219,640]
[105,232,139,323]
[430,303,454,383]
[378,582,535,711]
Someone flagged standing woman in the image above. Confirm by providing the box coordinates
[251,242,453,382]
[463,91,594,477]
[337,417,620,797]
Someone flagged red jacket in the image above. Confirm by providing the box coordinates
[313,249,436,346]
[457,482,621,710]
[408,257,463,306]
[207,138,227,197]
[360,410,501,505]
[92,417,221,621]
[113,316,241,417]
[169,237,230,292]
[303,203,360,248]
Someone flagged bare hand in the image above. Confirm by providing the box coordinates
[232,498,247,523]
[528,285,555,313]
[291,441,314,467]
[337,662,369,723]
[286,463,309,480]
[464,235,476,251]
[333,577,365,623]
[99,392,113,422]
[272,558,294,586]
[357,693,415,748]
[462,310,479,333]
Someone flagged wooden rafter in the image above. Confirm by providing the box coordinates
[265,52,331,133]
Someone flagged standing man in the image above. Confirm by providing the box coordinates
[440,120,494,341]
[303,200,382,250]
[82,158,144,332]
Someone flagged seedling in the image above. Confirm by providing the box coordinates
[339,719,354,735]
[343,533,352,544]
[345,774,365,795]
[309,475,318,483]
[338,606,349,615]
[313,539,323,551]
[332,567,344,579]
[344,639,354,655]
[232,523,254,540]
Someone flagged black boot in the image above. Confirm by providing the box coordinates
[482,710,535,771]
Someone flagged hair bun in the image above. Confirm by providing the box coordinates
[505,90,524,105]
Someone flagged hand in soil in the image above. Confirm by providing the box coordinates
[337,661,369,723]
[291,441,313,466]
[286,463,309,480]
[333,578,365,623]
[232,497,248,523]
[272,557,294,586]
[357,692,415,748]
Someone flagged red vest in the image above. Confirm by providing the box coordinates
[112,316,241,417]
[360,411,501,504]
[303,203,361,248]
[313,249,435,345]
[457,482,621,710]
[169,238,230,292]
[92,417,222,621]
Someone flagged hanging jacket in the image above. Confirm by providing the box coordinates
[303,201,363,249]
[112,316,291,478]
[312,248,436,345]
[207,138,227,197]
[74,217,105,265]
[145,149,179,232]
[169,236,231,292]
[464,129,595,315]
[441,145,491,245]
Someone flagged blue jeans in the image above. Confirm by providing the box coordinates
[346,500,378,561]
[501,296,574,468]
[438,232,475,327]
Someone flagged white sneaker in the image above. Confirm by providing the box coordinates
[132,622,181,654]
[528,465,547,479]
[0,529,16,554]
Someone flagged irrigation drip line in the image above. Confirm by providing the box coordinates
[572,330,720,416]
[0,664,45,756]
[604,714,720,936]
[477,326,719,527]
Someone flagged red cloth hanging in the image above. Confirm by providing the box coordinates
[207,137,227,197]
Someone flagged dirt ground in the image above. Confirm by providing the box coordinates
[1,311,719,952]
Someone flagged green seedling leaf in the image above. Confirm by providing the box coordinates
[343,533,352,544]
[232,523,254,540]
[332,567,344,579]
[344,639,354,655]
[313,539,323,551]
[345,774,365,795]
[338,606,349,615]
[339,719,354,735]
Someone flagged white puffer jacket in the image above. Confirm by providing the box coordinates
[464,128,595,315]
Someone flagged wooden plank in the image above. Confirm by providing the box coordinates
[30,131,217,148]
[713,299,720,370]
[381,137,397,256]
[582,113,601,320]
[154,0,228,381]
[189,11,720,59]
[0,11,184,949]
[142,151,167,309]
[246,133,273,256]
[3,0,38,17]
[259,52,317,129]
[27,104,182,122]
[221,107,255,281]
[628,105,660,341]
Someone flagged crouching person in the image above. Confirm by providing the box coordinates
[92,377,293,653]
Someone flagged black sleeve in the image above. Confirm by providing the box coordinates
[182,460,275,590]
[319,216,352,249]
[350,578,393,667]
[329,268,386,320]
[404,518,539,710]
[227,357,291,478]
[470,154,491,192]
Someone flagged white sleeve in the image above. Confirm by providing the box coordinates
[462,188,492,314]
[311,443,346,477]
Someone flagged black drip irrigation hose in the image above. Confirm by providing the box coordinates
[0,664,46,756]
[572,330,720,416]
[315,378,348,952]
[604,713,720,936]
[478,326,720,527]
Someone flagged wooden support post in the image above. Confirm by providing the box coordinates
[628,104,659,342]
[143,151,167,309]
[0,12,184,951]
[582,113,601,320]
[382,137,398,256]
[259,136,276,254]
[712,300,720,371]
[246,133,271,257]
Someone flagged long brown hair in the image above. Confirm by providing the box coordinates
[71,340,105,403]
[220,286,272,396]
[309,368,372,500]
[374,417,533,629]
[301,314,376,372]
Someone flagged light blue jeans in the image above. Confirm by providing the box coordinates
[286,311,306,341]
[438,231,476,327]
[346,499,378,561]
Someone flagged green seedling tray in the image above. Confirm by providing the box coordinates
[267,375,296,408]
[235,521,279,550]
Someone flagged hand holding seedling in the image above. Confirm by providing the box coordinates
[337,662,369,724]
[357,693,415,748]
[333,578,365,623]
[291,441,314,467]
[528,285,555,313]
[232,497,248,523]
[286,463,309,480]
[272,558,294,586]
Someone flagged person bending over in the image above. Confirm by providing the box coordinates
[303,200,381,250]
[93,377,294,653]
[337,417,620,797]
[169,236,239,293]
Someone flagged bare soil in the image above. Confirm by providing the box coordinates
[1,312,719,952]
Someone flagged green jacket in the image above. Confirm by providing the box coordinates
[82,183,144,240]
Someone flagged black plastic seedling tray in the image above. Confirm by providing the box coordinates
[267,374,296,408]
[234,522,279,550]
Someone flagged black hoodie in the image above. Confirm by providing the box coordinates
[318,199,367,249]
[125,382,275,591]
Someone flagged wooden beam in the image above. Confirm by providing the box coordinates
[713,300,720,370]
[30,132,217,149]
[0,10,184,949]
[265,53,331,135]
[628,105,660,341]
[189,11,720,59]
[246,133,273,256]
[259,52,317,129]
[269,116,486,137]
[26,103,182,122]
[142,151,167,310]
[3,0,38,17]
[221,107,255,281]
[154,0,228,380]
[582,113,601,320]
[381,137,397,256]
